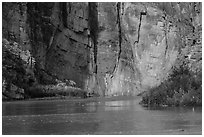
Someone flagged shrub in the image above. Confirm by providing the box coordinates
[141,65,202,107]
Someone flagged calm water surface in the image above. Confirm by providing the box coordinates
[2,97,202,135]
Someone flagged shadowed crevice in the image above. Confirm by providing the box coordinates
[88,2,98,74]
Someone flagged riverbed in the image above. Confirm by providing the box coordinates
[2,96,202,135]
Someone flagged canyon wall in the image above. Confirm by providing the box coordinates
[2,2,202,97]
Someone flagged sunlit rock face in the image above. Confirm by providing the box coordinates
[96,3,138,96]
[96,3,121,96]
[96,2,179,96]
[122,3,178,91]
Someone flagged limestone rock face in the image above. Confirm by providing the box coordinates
[96,3,138,96]
[123,3,178,90]
[26,3,93,88]
[95,2,179,96]
[94,2,202,96]
[45,3,90,88]
[2,2,202,97]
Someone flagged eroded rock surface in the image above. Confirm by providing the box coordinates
[2,2,202,98]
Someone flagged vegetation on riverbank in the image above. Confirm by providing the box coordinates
[141,64,202,107]
[2,39,92,101]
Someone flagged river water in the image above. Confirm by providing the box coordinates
[2,97,202,135]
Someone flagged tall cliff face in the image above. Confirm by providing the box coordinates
[95,2,179,96]
[26,3,95,88]
[123,3,179,89]
[95,3,138,96]
[2,2,202,97]
[94,2,201,96]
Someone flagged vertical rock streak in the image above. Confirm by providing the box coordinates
[88,2,98,74]
[135,11,147,45]
[163,15,168,56]
[60,2,68,28]
[111,2,122,75]
[117,2,122,63]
